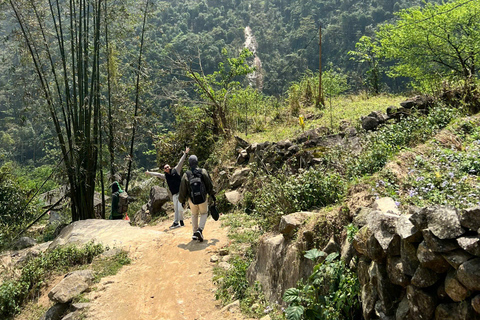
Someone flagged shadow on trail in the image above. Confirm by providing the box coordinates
[178,238,220,252]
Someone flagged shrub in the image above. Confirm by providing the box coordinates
[0,242,104,319]
[283,250,360,320]
[253,169,346,229]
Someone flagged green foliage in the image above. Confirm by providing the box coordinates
[93,250,131,280]
[349,36,383,95]
[154,105,215,168]
[346,224,359,243]
[214,255,251,304]
[343,106,459,178]
[0,162,36,248]
[0,242,104,319]
[253,169,346,229]
[377,0,480,92]
[283,251,360,320]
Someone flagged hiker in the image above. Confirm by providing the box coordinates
[178,155,216,242]
[146,146,189,229]
[110,181,124,220]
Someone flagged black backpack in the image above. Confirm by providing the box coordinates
[186,169,207,205]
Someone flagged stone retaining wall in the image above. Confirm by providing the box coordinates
[353,204,480,319]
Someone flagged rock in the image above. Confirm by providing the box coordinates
[444,270,469,302]
[210,255,219,263]
[134,204,152,226]
[396,296,413,320]
[457,235,480,256]
[48,270,95,304]
[372,197,400,215]
[70,303,91,311]
[435,301,480,320]
[229,168,251,189]
[472,294,480,313]
[442,249,473,269]
[369,262,400,315]
[236,149,249,165]
[417,241,451,273]
[406,285,436,320]
[225,190,242,206]
[40,303,69,320]
[13,237,36,250]
[278,212,312,238]
[457,258,480,291]
[353,207,371,228]
[422,229,459,253]
[218,262,233,271]
[396,215,422,243]
[411,266,439,288]
[221,300,241,313]
[387,256,410,287]
[322,236,340,255]
[401,240,420,276]
[362,116,380,131]
[340,238,355,265]
[419,206,465,240]
[361,282,377,320]
[366,210,400,253]
[459,207,480,231]
[234,136,249,149]
[61,311,84,320]
[356,257,370,287]
[147,185,169,215]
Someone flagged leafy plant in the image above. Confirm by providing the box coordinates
[283,250,360,320]
[0,242,104,319]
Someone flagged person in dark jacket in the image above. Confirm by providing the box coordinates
[146,147,189,229]
[178,155,215,242]
[110,181,124,220]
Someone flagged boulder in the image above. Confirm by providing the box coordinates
[417,241,451,273]
[413,206,465,240]
[229,168,251,189]
[435,301,480,320]
[48,270,95,304]
[40,303,69,320]
[457,235,480,256]
[459,207,480,231]
[406,285,436,320]
[411,266,439,288]
[444,270,469,302]
[371,197,400,215]
[387,256,410,287]
[224,190,242,206]
[457,258,480,291]
[147,185,169,215]
[422,229,459,253]
[396,215,422,243]
[13,237,37,250]
[442,249,474,269]
[278,212,312,238]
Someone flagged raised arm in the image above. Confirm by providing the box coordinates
[173,147,189,174]
[145,170,166,180]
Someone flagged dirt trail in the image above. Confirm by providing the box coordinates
[85,215,252,320]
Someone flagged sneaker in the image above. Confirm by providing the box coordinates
[192,232,198,240]
[169,222,180,229]
[179,220,184,227]
[195,229,204,242]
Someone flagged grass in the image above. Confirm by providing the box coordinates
[236,93,408,143]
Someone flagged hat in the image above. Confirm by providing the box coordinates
[188,155,198,168]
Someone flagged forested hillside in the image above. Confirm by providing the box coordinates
[0,0,438,168]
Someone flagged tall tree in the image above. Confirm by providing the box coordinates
[377,0,480,92]
[10,0,103,220]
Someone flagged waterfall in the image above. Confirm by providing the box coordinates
[244,26,263,91]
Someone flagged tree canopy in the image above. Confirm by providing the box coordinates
[377,0,480,92]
